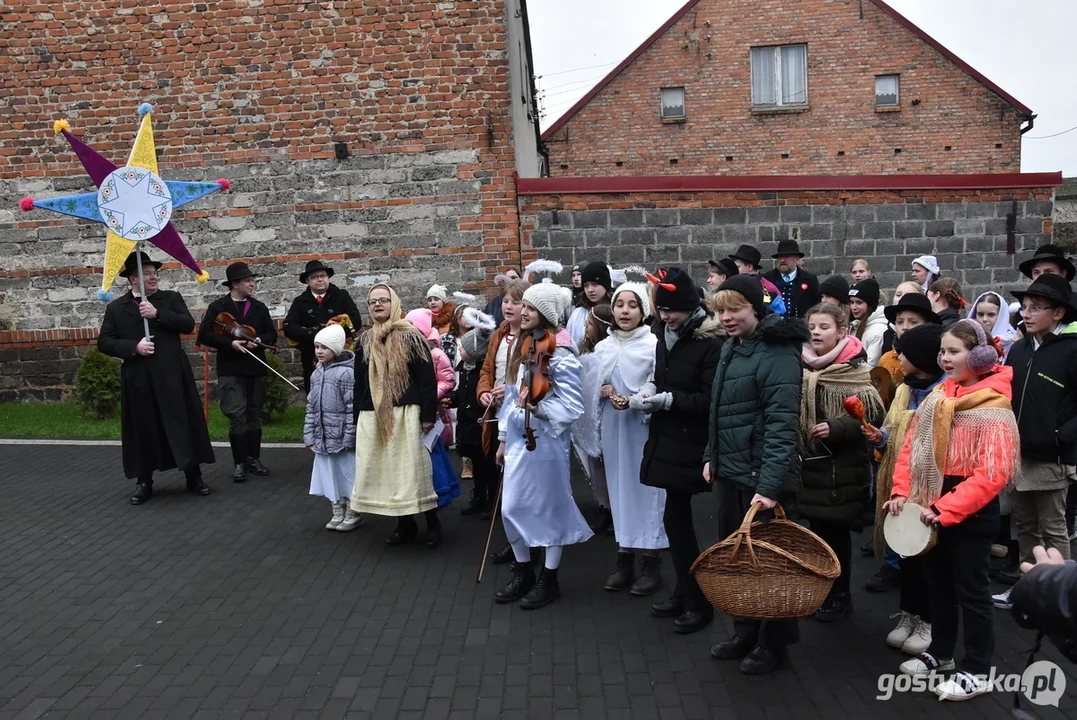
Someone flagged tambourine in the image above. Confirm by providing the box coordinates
[883,501,938,557]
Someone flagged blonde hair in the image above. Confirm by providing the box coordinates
[851,258,870,273]
[712,289,751,312]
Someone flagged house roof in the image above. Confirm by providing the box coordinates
[540,0,1034,140]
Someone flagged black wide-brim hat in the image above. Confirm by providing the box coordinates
[1018,244,1076,281]
[222,261,259,287]
[708,258,739,278]
[299,259,334,284]
[1012,273,1077,324]
[117,251,162,278]
[772,240,805,259]
[730,244,762,269]
[884,292,942,325]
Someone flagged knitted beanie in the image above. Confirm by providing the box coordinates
[819,275,851,304]
[580,261,613,291]
[652,267,701,312]
[894,323,943,376]
[612,281,652,319]
[426,283,448,301]
[460,328,492,361]
[314,324,346,357]
[849,278,881,311]
[523,282,569,328]
[716,274,765,317]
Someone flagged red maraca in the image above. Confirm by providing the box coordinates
[843,395,869,428]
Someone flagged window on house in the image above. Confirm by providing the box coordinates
[750,44,807,107]
[660,87,686,120]
[875,74,899,106]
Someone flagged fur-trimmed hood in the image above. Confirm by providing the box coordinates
[693,312,727,340]
[757,312,811,346]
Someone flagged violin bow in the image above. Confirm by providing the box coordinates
[237,346,302,392]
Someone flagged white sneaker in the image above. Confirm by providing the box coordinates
[900,621,932,656]
[935,671,990,701]
[337,508,364,532]
[325,500,346,530]
[992,588,1013,610]
[886,612,918,649]
[900,652,955,677]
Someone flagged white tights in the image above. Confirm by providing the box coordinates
[510,538,563,570]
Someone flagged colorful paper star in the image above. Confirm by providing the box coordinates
[19,103,231,300]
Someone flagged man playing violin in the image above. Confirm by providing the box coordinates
[197,261,279,483]
[98,251,215,505]
[282,260,363,393]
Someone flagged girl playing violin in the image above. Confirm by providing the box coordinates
[494,282,594,609]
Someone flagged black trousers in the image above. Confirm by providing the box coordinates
[922,490,999,675]
[899,554,931,620]
[716,481,800,647]
[219,375,267,434]
[459,441,497,499]
[809,520,851,598]
[663,489,708,612]
[138,466,201,485]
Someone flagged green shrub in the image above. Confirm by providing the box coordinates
[73,348,121,419]
[261,353,294,424]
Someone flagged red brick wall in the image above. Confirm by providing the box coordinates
[543,0,1025,176]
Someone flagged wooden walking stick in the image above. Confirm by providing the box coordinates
[475,467,504,584]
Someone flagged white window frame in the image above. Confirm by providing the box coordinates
[750,44,808,108]
[875,74,900,107]
[660,86,686,120]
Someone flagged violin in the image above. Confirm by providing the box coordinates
[213,312,279,353]
[518,328,556,451]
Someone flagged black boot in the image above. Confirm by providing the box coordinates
[519,567,560,609]
[651,595,684,618]
[739,644,786,675]
[245,428,270,476]
[425,509,442,549]
[672,608,713,634]
[229,433,247,483]
[589,507,612,534]
[813,591,852,622]
[494,561,535,604]
[386,516,418,546]
[130,482,152,505]
[711,634,755,660]
[185,469,211,496]
[460,487,486,516]
[604,551,635,591]
[490,541,515,565]
[630,553,664,597]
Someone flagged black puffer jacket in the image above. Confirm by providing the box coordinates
[640,310,726,494]
[798,351,885,530]
[451,360,484,451]
[1006,326,1077,465]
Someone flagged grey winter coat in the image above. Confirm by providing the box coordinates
[304,351,356,454]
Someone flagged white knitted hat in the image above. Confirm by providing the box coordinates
[426,283,448,301]
[612,281,652,320]
[911,255,940,275]
[523,281,570,328]
[314,324,346,357]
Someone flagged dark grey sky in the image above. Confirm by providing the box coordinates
[529,0,1075,174]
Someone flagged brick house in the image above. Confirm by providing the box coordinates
[0,0,543,400]
[542,0,1035,176]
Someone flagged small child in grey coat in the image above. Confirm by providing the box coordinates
[304,324,361,531]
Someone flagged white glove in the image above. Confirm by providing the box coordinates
[630,391,673,413]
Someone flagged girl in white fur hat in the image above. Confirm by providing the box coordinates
[494,280,594,609]
[304,324,362,531]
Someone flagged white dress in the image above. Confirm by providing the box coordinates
[566,306,589,347]
[499,348,594,548]
[573,351,610,507]
[591,328,668,549]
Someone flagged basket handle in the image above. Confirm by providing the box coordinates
[727,501,786,574]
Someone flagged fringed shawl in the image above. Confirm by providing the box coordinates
[800,357,885,453]
[874,383,916,557]
[905,384,1020,509]
[360,285,431,440]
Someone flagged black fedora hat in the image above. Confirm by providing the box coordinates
[772,240,805,259]
[299,259,334,284]
[222,261,259,288]
[708,257,739,278]
[884,291,941,325]
[730,244,762,269]
[1012,274,1077,324]
[1018,244,1076,281]
[118,251,162,278]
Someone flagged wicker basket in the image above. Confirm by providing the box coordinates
[690,502,840,620]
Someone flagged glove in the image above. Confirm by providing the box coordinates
[630,391,673,413]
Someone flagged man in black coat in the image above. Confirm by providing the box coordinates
[198,262,278,483]
[283,260,363,393]
[631,267,726,635]
[98,252,214,505]
[762,240,820,319]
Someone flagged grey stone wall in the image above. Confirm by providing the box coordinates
[523,198,1054,300]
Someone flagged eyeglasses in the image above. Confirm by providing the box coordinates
[367,297,392,306]
[1020,305,1055,315]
